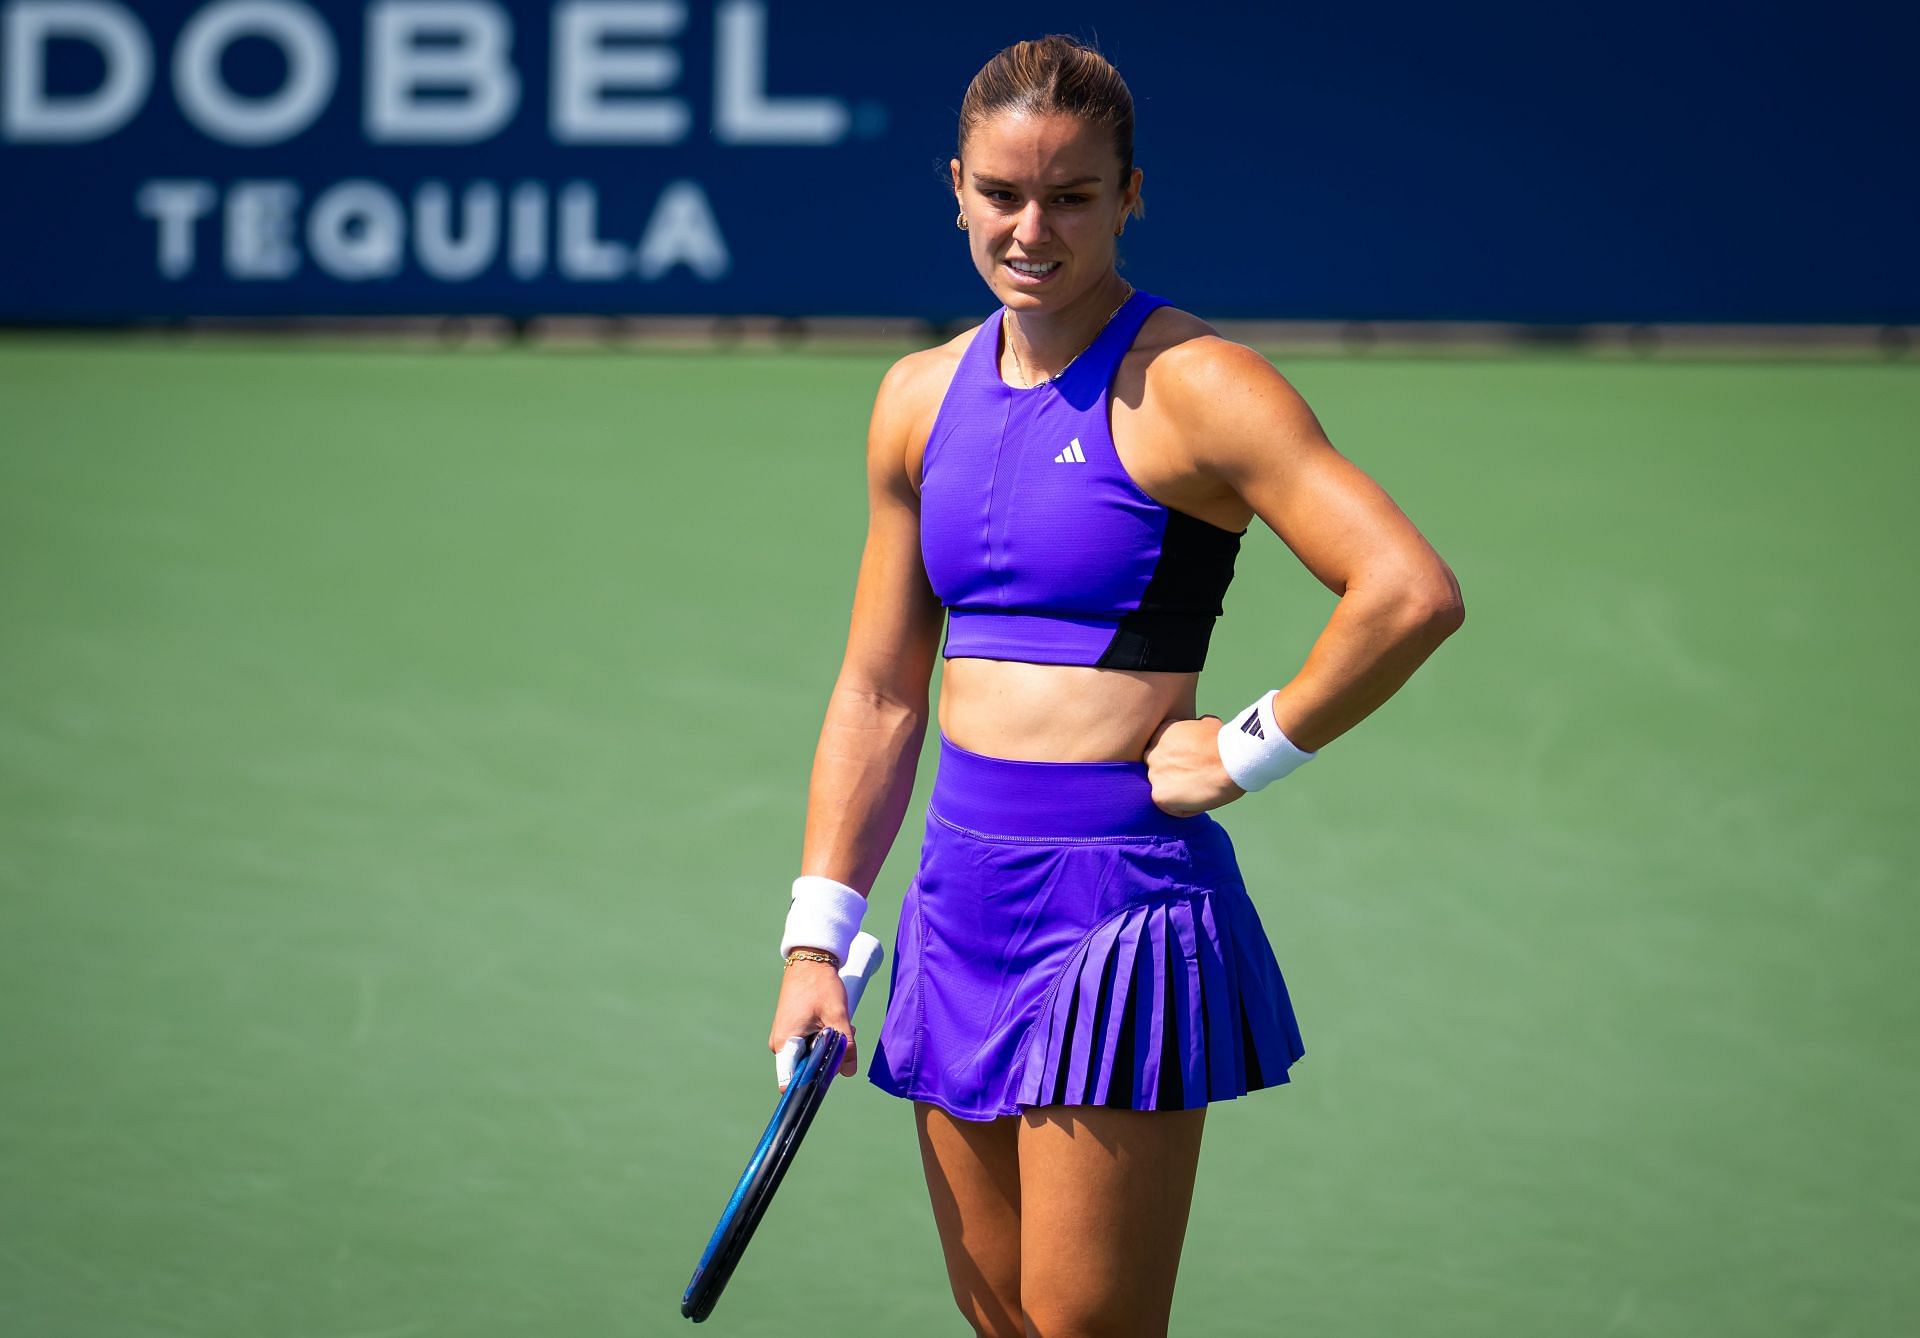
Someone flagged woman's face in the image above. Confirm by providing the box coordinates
[951,112,1142,312]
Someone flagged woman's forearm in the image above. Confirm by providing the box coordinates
[1270,567,1464,754]
[799,683,930,893]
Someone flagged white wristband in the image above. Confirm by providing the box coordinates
[1216,690,1316,791]
[780,875,868,964]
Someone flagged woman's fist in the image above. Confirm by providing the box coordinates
[1143,715,1245,817]
[767,960,858,1091]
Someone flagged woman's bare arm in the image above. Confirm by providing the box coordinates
[798,352,947,892]
[768,349,948,1076]
[1177,339,1464,750]
[1142,339,1464,814]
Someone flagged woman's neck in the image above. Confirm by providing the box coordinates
[1003,274,1134,385]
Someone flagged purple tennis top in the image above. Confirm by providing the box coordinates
[918,289,1244,671]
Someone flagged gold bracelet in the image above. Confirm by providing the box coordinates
[784,949,841,969]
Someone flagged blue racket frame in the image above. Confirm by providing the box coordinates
[681,1026,850,1322]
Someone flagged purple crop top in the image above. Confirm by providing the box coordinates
[919,289,1243,672]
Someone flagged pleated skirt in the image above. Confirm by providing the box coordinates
[867,734,1306,1122]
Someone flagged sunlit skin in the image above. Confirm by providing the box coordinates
[769,100,1462,1063]
[765,102,1463,1338]
[951,111,1142,383]
[937,113,1221,775]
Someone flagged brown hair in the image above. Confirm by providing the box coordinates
[957,36,1145,219]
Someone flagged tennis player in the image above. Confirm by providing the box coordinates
[766,35,1464,1337]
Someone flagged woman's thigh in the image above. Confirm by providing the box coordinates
[1017,1106,1207,1338]
[915,1101,1024,1338]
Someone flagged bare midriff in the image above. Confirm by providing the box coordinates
[937,657,1201,763]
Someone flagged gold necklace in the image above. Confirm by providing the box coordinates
[1006,282,1135,388]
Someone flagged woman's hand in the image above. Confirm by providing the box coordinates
[1144,715,1245,817]
[767,960,858,1091]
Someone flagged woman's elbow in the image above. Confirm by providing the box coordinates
[1396,564,1466,645]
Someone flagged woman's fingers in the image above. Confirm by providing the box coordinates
[1145,714,1242,815]
[774,1034,806,1091]
[825,1019,858,1077]
[769,964,861,1089]
[771,1003,858,1090]
[774,1027,859,1089]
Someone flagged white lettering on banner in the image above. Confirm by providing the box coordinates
[2,1,152,143]
[174,1,336,146]
[558,182,626,280]
[713,1,845,145]
[225,180,301,278]
[135,179,218,278]
[416,181,500,280]
[636,179,727,279]
[551,1,688,145]
[366,1,518,144]
[5,0,872,145]
[509,181,548,279]
[309,179,405,279]
[134,177,731,282]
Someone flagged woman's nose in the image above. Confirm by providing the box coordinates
[1013,201,1049,245]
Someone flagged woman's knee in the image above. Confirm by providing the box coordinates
[1019,1288,1164,1338]
[950,1286,1025,1338]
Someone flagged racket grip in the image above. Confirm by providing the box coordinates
[839,932,884,1019]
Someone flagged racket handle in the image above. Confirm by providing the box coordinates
[839,931,884,1019]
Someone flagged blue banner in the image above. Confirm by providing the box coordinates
[1,1,1914,323]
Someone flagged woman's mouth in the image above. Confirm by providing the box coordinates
[1004,259,1061,286]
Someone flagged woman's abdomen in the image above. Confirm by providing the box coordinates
[938,657,1200,762]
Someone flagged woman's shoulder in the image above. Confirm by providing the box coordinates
[1124,303,1323,458]
[1134,303,1279,382]
[1136,300,1217,351]
[1123,304,1294,404]
[872,323,979,428]
[864,323,982,477]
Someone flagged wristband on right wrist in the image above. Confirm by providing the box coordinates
[1216,690,1317,791]
[779,875,867,965]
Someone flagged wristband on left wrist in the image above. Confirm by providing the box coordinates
[1216,690,1317,791]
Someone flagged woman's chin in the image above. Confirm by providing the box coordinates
[993,277,1068,309]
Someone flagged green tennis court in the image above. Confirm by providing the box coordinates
[3,341,1914,1335]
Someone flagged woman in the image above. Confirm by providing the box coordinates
[766,36,1463,1338]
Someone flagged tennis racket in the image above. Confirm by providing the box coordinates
[681,932,883,1323]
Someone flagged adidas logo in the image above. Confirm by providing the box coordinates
[1239,712,1266,740]
[1053,438,1087,464]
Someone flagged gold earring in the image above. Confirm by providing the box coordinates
[957,212,969,230]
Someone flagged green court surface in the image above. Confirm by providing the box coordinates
[2,340,1914,1337]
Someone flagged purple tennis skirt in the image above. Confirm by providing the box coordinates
[868,735,1306,1122]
